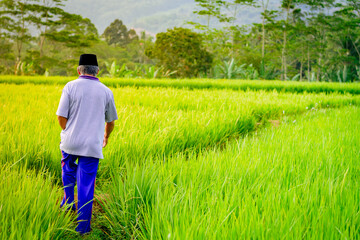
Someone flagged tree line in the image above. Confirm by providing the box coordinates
[187,0,360,81]
[0,0,153,76]
[0,0,100,75]
[0,0,360,81]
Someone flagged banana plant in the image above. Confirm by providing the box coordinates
[17,61,35,76]
[132,65,144,78]
[337,64,349,83]
[161,68,177,78]
[305,71,317,82]
[241,64,259,80]
[291,73,300,81]
[259,60,281,80]
[105,61,134,78]
[217,58,244,79]
[109,61,118,77]
[355,66,360,82]
[144,66,162,78]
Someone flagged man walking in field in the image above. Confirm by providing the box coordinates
[56,54,118,234]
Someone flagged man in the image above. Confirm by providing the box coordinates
[56,54,118,234]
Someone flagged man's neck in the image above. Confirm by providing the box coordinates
[80,74,97,77]
[79,74,99,81]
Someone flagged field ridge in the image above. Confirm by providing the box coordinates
[1,76,360,95]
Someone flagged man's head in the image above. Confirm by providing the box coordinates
[77,54,99,76]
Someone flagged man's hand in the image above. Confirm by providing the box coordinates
[57,116,68,130]
[103,121,115,148]
[103,135,109,148]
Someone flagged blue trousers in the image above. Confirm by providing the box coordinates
[60,150,99,234]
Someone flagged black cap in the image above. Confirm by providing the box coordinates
[79,54,98,66]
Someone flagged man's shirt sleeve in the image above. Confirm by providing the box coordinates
[56,85,70,118]
[105,91,118,122]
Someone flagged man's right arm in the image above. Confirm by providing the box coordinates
[57,116,68,130]
[57,84,70,130]
[103,121,115,148]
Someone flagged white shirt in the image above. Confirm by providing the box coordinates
[56,75,118,159]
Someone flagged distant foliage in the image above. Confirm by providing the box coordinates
[146,27,213,78]
[2,0,360,82]
[103,61,177,78]
[102,19,139,47]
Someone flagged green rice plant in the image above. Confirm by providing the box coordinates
[0,165,74,239]
[101,164,158,239]
[1,79,360,239]
[104,106,360,239]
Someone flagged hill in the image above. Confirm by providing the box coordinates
[63,0,281,35]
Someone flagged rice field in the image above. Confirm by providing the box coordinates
[0,77,359,239]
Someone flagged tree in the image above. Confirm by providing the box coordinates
[325,2,360,82]
[102,19,138,47]
[279,0,295,80]
[137,31,154,64]
[0,0,98,74]
[0,38,14,73]
[0,0,35,73]
[24,0,68,72]
[225,0,275,60]
[193,0,228,28]
[27,0,65,58]
[46,12,98,48]
[146,27,213,78]
[333,0,360,64]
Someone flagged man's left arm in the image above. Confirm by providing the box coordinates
[56,84,70,130]
[103,121,115,148]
